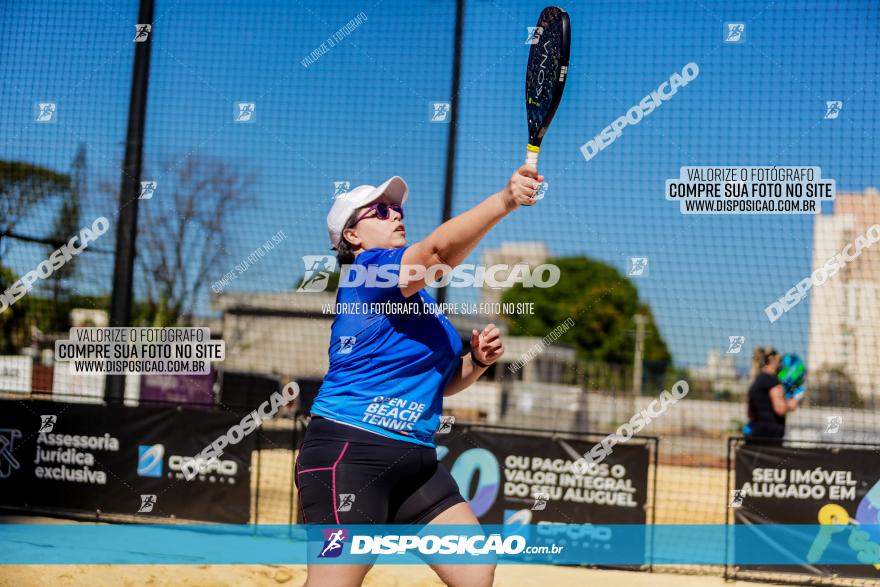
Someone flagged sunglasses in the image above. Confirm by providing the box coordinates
[353,202,404,225]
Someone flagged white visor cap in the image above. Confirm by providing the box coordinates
[326,176,409,248]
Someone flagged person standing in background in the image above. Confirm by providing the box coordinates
[744,346,803,444]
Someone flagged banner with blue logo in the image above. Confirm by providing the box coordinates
[0,399,252,523]
[733,440,880,581]
[436,426,652,566]
[437,426,651,525]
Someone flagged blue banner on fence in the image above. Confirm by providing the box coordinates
[2,524,879,567]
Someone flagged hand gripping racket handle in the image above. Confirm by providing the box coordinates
[525,145,540,169]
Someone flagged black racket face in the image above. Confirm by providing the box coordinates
[525,6,571,147]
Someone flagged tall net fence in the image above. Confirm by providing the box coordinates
[1,0,879,583]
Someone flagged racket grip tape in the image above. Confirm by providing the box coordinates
[525,144,540,168]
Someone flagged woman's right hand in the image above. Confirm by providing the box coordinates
[503,165,544,210]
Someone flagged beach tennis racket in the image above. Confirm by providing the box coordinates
[525,6,571,170]
[778,353,807,400]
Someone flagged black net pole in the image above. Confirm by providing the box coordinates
[105,0,154,402]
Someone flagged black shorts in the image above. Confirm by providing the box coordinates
[295,416,466,525]
[745,422,785,445]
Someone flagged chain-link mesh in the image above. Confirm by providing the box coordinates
[1,0,878,583]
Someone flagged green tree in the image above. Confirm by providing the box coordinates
[500,255,672,386]
[0,289,109,354]
[0,265,32,353]
[0,161,72,350]
[0,160,71,262]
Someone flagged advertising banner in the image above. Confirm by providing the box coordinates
[0,399,252,523]
[734,441,880,580]
[438,427,652,563]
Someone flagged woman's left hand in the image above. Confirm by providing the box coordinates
[471,323,504,366]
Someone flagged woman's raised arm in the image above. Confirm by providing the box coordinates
[400,165,543,298]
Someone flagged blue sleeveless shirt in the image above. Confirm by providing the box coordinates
[311,246,463,447]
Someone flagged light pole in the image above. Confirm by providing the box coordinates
[631,314,647,411]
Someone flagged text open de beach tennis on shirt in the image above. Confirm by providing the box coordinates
[362,396,426,431]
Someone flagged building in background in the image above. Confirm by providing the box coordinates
[688,349,747,397]
[808,189,880,405]
[478,241,551,312]
[69,308,109,328]
[211,291,334,380]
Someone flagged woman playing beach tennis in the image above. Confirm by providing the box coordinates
[295,165,543,587]
[744,346,804,445]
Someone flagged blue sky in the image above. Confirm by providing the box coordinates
[1,0,878,371]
